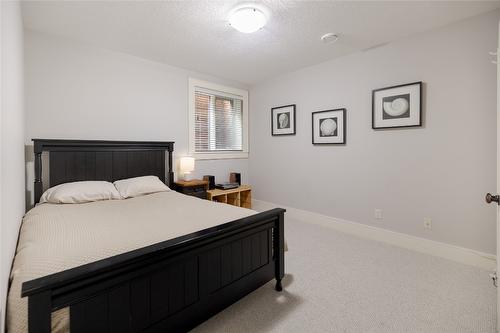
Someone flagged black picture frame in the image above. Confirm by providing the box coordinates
[312,108,346,145]
[271,104,296,136]
[372,81,423,129]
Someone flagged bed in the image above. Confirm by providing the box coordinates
[11,139,285,333]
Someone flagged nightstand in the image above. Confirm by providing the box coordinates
[174,180,208,199]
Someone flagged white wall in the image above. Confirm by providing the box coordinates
[0,0,25,329]
[249,10,499,254]
[24,30,249,207]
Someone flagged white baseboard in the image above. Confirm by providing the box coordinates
[253,199,496,271]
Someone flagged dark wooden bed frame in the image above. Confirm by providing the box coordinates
[21,139,285,333]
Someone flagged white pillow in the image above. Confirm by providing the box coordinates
[40,181,121,204]
[113,176,170,199]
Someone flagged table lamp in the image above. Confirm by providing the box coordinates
[180,156,195,181]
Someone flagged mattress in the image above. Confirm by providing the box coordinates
[7,191,256,333]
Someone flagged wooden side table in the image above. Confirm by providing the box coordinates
[207,185,252,209]
[174,179,208,199]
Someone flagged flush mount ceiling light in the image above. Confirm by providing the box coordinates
[229,7,267,33]
[321,33,339,44]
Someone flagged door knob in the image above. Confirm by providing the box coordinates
[486,193,500,204]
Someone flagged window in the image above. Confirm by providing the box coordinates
[195,91,242,152]
[189,79,248,159]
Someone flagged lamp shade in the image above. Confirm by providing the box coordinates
[180,157,195,174]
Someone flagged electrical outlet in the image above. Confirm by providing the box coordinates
[374,209,383,219]
[424,218,432,229]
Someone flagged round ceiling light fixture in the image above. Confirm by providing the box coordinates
[229,7,267,33]
[321,33,339,44]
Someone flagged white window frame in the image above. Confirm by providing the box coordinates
[188,78,249,160]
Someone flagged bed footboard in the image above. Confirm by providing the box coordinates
[22,208,285,333]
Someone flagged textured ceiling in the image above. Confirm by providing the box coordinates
[22,1,500,85]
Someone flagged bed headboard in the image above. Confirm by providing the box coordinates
[33,139,175,203]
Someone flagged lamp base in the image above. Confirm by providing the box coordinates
[183,173,193,181]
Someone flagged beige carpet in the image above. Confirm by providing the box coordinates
[192,215,496,333]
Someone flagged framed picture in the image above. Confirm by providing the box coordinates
[372,81,422,129]
[312,108,346,145]
[271,104,296,136]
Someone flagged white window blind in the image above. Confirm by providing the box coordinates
[194,90,243,152]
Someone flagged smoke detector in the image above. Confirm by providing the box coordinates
[321,33,339,44]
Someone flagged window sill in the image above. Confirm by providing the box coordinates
[194,152,249,160]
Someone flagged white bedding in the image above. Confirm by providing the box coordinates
[7,191,256,333]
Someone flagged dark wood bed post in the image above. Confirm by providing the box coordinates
[28,291,51,333]
[274,210,285,291]
[167,144,174,186]
[34,141,43,204]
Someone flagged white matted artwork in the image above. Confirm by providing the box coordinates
[372,81,422,129]
[312,108,346,145]
[271,104,296,136]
